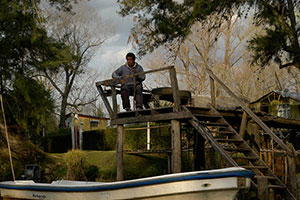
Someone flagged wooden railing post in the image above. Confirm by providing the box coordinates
[96,85,113,119]
[169,66,181,112]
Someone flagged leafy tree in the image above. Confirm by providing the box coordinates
[0,0,76,141]
[3,76,54,145]
[117,0,300,70]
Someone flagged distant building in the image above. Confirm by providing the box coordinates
[250,90,300,120]
[65,113,108,132]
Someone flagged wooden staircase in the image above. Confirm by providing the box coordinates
[183,106,296,200]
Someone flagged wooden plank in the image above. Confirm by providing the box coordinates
[210,77,216,107]
[205,68,293,156]
[169,67,181,112]
[116,125,124,181]
[239,111,248,139]
[112,111,192,125]
[96,66,173,86]
[111,86,118,119]
[171,120,181,173]
[96,85,113,118]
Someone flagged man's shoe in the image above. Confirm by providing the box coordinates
[125,108,132,112]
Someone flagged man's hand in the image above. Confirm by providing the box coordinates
[119,76,125,86]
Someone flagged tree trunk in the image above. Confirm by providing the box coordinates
[59,94,68,128]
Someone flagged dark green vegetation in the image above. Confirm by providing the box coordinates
[117,0,300,70]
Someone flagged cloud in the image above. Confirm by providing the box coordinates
[88,0,135,74]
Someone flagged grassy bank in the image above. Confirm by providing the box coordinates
[48,150,169,182]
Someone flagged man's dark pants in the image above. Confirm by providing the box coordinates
[121,84,143,110]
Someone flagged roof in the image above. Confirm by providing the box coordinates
[66,113,109,120]
[192,95,240,109]
[251,90,300,104]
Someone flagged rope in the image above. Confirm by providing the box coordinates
[0,94,15,180]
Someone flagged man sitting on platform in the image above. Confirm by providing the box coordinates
[112,52,145,111]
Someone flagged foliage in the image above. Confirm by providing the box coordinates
[118,0,300,70]
[4,76,54,145]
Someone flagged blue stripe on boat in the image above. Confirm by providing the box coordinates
[0,170,254,192]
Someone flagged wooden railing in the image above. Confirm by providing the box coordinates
[95,66,181,119]
[206,68,293,156]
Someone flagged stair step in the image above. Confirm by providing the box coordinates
[205,122,228,127]
[268,184,286,189]
[254,175,277,180]
[223,147,252,152]
[194,114,221,118]
[241,165,268,170]
[210,130,236,135]
[232,156,259,160]
[215,138,243,143]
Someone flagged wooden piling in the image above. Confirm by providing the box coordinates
[257,176,269,199]
[171,120,181,173]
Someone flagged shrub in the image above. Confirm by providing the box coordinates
[64,150,88,181]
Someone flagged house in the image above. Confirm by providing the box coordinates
[250,90,300,120]
[65,113,108,132]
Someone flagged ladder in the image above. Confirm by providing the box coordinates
[183,106,296,200]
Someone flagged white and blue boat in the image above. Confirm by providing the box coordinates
[0,167,254,200]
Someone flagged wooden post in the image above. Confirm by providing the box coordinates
[116,125,124,181]
[169,67,181,112]
[171,120,181,173]
[257,176,269,199]
[111,86,118,119]
[239,111,248,139]
[287,143,298,200]
[210,77,216,107]
[194,131,205,170]
[96,85,114,118]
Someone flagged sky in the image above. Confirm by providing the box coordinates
[88,0,135,76]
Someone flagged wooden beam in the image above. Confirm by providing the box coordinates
[116,125,124,181]
[111,86,118,119]
[112,111,192,125]
[169,67,181,112]
[96,85,113,118]
[171,120,181,173]
[206,68,293,156]
[210,77,216,107]
[96,66,173,86]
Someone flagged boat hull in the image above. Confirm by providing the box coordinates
[0,167,253,200]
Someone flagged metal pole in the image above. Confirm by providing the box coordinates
[147,122,150,150]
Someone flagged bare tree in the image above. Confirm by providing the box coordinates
[42,1,114,128]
